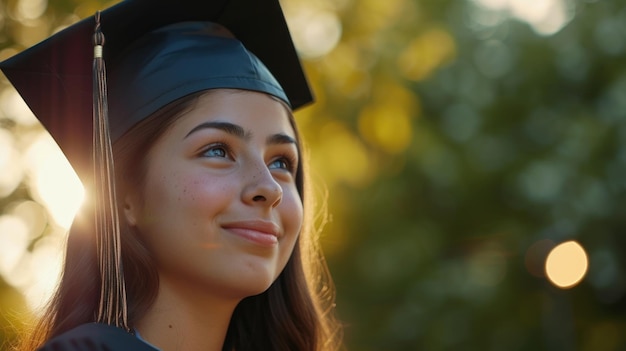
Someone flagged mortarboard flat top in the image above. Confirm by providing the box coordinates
[0,0,313,185]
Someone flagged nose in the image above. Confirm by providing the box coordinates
[242,165,283,208]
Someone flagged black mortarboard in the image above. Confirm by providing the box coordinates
[0,0,313,184]
[0,0,312,330]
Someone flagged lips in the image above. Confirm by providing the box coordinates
[222,220,280,247]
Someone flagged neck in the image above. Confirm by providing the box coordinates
[134,274,240,351]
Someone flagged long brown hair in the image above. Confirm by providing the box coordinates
[19,90,343,351]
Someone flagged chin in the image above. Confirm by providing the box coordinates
[218,267,282,300]
[240,274,279,297]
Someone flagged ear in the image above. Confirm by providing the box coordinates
[123,195,139,227]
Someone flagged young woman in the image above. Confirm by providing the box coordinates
[1,0,342,350]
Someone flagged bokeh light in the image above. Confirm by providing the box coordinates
[0,214,29,280]
[470,0,574,35]
[0,128,24,197]
[545,240,589,289]
[398,27,456,81]
[15,0,48,21]
[17,234,65,312]
[0,88,40,126]
[282,1,342,59]
[315,121,372,187]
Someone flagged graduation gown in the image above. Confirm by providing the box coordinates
[37,323,158,351]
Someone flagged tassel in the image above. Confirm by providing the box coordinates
[92,10,129,331]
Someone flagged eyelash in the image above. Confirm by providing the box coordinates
[200,142,231,159]
[270,154,298,174]
[198,142,298,174]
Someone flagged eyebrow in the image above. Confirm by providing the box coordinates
[267,133,297,146]
[184,121,297,146]
[185,121,247,139]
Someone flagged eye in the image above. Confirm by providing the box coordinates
[200,143,230,158]
[268,155,297,174]
[269,158,289,170]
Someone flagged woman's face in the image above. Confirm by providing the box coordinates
[124,89,303,299]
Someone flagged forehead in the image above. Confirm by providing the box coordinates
[173,89,296,137]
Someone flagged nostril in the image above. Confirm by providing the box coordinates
[253,195,266,202]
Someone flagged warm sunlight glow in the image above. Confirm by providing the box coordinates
[0,200,66,313]
[0,214,29,281]
[545,240,588,289]
[25,132,85,229]
[0,88,40,126]
[21,235,65,312]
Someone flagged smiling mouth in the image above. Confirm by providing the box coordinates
[222,220,280,247]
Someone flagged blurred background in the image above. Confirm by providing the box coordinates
[1,0,626,350]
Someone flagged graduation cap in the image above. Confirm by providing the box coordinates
[0,0,313,183]
[0,0,312,331]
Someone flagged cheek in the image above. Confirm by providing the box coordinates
[277,189,303,275]
[138,163,229,229]
[281,185,304,238]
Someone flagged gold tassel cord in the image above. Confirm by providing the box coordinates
[92,10,129,331]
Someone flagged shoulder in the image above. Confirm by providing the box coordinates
[37,323,158,351]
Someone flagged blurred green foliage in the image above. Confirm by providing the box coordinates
[1,0,626,350]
